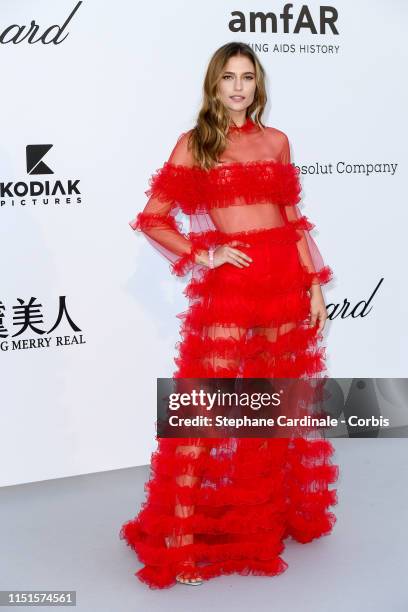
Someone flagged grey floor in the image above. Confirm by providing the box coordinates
[0,439,407,612]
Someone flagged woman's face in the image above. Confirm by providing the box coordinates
[217,54,256,117]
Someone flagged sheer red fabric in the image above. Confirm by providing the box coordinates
[129,117,332,285]
[121,117,339,589]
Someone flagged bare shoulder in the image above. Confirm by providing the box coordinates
[168,128,195,166]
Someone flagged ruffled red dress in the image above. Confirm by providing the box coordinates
[120,117,339,588]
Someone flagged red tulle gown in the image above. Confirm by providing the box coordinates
[120,116,339,588]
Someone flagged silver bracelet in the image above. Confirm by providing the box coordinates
[208,247,215,269]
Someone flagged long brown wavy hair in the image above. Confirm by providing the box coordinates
[188,42,268,170]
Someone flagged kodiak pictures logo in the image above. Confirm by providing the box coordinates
[0,144,82,210]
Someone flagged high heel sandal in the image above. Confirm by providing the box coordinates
[165,536,204,586]
[175,560,203,586]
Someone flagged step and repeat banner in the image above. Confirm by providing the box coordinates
[0,1,406,486]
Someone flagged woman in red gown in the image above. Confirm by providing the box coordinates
[120,42,339,588]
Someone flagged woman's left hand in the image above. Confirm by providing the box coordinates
[308,284,328,333]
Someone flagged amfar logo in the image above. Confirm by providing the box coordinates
[229,5,339,34]
[0,144,81,209]
[0,1,82,45]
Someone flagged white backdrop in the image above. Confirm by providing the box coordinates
[0,0,406,487]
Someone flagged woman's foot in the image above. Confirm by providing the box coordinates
[176,560,203,586]
[165,538,203,585]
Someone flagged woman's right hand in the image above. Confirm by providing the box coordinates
[212,241,253,269]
